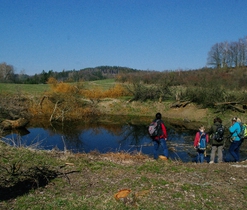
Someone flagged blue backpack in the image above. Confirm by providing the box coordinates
[198,132,207,150]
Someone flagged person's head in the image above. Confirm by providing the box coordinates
[232,117,237,124]
[199,125,205,132]
[214,117,222,124]
[155,112,162,119]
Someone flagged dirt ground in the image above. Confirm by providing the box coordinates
[98,99,210,121]
[165,103,209,122]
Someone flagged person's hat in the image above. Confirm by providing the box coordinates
[232,117,237,121]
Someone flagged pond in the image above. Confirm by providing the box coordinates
[2,115,247,162]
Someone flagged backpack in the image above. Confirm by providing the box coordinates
[148,120,161,137]
[214,125,224,142]
[238,123,247,140]
[198,132,207,150]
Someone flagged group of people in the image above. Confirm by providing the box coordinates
[150,112,245,163]
[193,116,244,163]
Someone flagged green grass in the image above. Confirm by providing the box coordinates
[83,79,116,90]
[0,83,50,95]
[0,79,117,95]
[1,140,247,209]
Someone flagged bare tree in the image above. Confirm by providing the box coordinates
[219,42,229,68]
[207,43,222,68]
[207,36,247,69]
[238,38,246,67]
[0,62,14,82]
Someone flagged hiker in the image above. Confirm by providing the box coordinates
[151,113,168,160]
[209,117,224,163]
[228,117,242,162]
[193,125,209,163]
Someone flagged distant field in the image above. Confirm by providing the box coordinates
[0,79,117,95]
[83,78,116,90]
[0,83,50,95]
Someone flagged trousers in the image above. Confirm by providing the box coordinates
[210,145,223,163]
[153,138,168,159]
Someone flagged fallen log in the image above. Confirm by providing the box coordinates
[214,102,246,113]
[0,118,29,130]
[214,102,238,106]
[228,104,245,113]
[170,101,191,108]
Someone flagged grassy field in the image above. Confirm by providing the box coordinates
[84,78,116,90]
[1,141,247,209]
[0,83,50,95]
[0,79,116,95]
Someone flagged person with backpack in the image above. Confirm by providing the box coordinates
[208,117,225,163]
[236,118,247,141]
[193,125,209,163]
[228,117,242,162]
[149,113,168,160]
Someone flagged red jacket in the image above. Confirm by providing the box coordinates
[153,121,168,140]
[193,131,209,147]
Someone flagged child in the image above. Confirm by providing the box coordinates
[193,125,209,163]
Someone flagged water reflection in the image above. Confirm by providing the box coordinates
[3,115,247,162]
[1,116,194,162]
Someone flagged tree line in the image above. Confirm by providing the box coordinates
[0,64,138,84]
[207,36,247,68]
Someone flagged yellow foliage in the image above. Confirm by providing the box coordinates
[47,77,58,86]
[81,84,130,99]
[53,82,75,93]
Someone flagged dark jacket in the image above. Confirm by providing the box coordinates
[153,120,168,141]
[209,121,224,146]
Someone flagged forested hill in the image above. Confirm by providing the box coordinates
[0,64,141,84]
[44,66,140,83]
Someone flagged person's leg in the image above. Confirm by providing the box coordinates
[196,149,202,163]
[210,146,217,163]
[217,145,223,162]
[235,141,242,162]
[153,140,159,159]
[198,150,204,163]
[160,138,169,158]
[229,142,239,162]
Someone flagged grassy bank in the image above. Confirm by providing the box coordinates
[1,141,247,209]
[1,81,246,130]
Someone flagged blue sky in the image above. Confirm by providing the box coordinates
[1,0,247,75]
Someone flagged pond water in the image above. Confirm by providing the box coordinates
[2,115,247,162]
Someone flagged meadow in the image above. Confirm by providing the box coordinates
[1,74,247,209]
[0,79,116,95]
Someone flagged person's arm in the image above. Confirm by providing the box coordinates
[194,132,199,148]
[206,134,209,143]
[208,125,214,135]
[229,125,234,133]
[161,123,167,140]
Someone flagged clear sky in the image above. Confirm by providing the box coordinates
[1,0,247,75]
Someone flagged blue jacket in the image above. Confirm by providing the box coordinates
[229,122,241,141]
